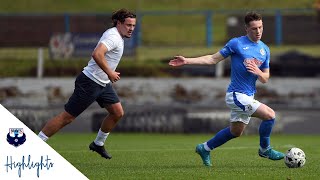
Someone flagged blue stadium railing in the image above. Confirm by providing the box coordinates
[0,8,314,47]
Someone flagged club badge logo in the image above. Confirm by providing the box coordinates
[7,128,26,147]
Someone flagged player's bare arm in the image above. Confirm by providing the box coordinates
[92,43,120,83]
[169,52,225,66]
[257,68,270,83]
[245,61,270,83]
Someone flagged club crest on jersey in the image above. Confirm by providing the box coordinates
[243,58,263,67]
[7,128,26,147]
[260,48,265,56]
[245,104,253,111]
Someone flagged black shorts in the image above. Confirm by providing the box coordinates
[64,72,120,117]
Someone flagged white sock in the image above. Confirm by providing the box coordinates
[38,131,49,142]
[203,142,212,151]
[94,129,109,146]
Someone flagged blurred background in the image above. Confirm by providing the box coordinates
[1,0,320,135]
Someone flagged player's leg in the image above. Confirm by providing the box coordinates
[89,103,124,159]
[93,102,124,146]
[196,92,250,166]
[100,102,124,133]
[195,123,240,166]
[205,92,253,148]
[38,72,98,141]
[252,103,284,160]
[196,125,242,167]
[206,122,243,150]
[38,111,75,141]
[89,83,123,159]
[252,103,275,150]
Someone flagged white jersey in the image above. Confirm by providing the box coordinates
[83,27,124,86]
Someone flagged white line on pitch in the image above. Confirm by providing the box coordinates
[56,144,295,153]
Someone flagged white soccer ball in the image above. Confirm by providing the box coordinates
[284,147,306,168]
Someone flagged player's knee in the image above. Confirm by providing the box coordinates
[113,110,124,120]
[230,128,243,137]
[265,109,275,120]
[232,131,243,137]
[117,110,124,119]
[230,122,246,137]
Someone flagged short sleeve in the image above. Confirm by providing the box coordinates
[100,35,119,51]
[219,38,238,58]
[260,46,270,69]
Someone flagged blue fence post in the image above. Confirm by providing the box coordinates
[275,10,282,46]
[205,10,213,47]
[64,13,70,33]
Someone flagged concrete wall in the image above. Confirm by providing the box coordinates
[1,77,320,134]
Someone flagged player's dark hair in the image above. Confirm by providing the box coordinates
[244,12,262,26]
[112,8,136,27]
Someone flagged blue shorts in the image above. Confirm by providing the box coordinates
[64,72,120,117]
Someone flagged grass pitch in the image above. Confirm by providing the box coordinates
[48,133,320,180]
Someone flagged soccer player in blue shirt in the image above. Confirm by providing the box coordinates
[169,12,285,166]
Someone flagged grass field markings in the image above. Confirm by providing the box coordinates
[56,144,295,153]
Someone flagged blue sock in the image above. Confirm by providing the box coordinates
[206,127,236,150]
[259,118,275,149]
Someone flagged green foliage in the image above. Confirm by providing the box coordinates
[49,133,320,180]
[0,58,36,77]
[0,58,87,77]
[1,45,320,77]
[118,60,170,77]
[136,45,320,61]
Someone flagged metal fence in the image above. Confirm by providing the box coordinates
[0,8,317,48]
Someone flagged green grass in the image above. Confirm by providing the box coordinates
[48,133,320,180]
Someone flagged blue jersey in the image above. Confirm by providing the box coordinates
[219,36,270,96]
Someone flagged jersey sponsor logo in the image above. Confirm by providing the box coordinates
[260,48,265,55]
[243,47,249,50]
[243,58,263,67]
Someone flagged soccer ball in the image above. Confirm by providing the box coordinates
[284,147,306,168]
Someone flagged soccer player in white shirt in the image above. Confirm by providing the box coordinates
[38,9,136,159]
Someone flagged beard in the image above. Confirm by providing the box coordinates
[124,33,132,38]
[123,31,133,38]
